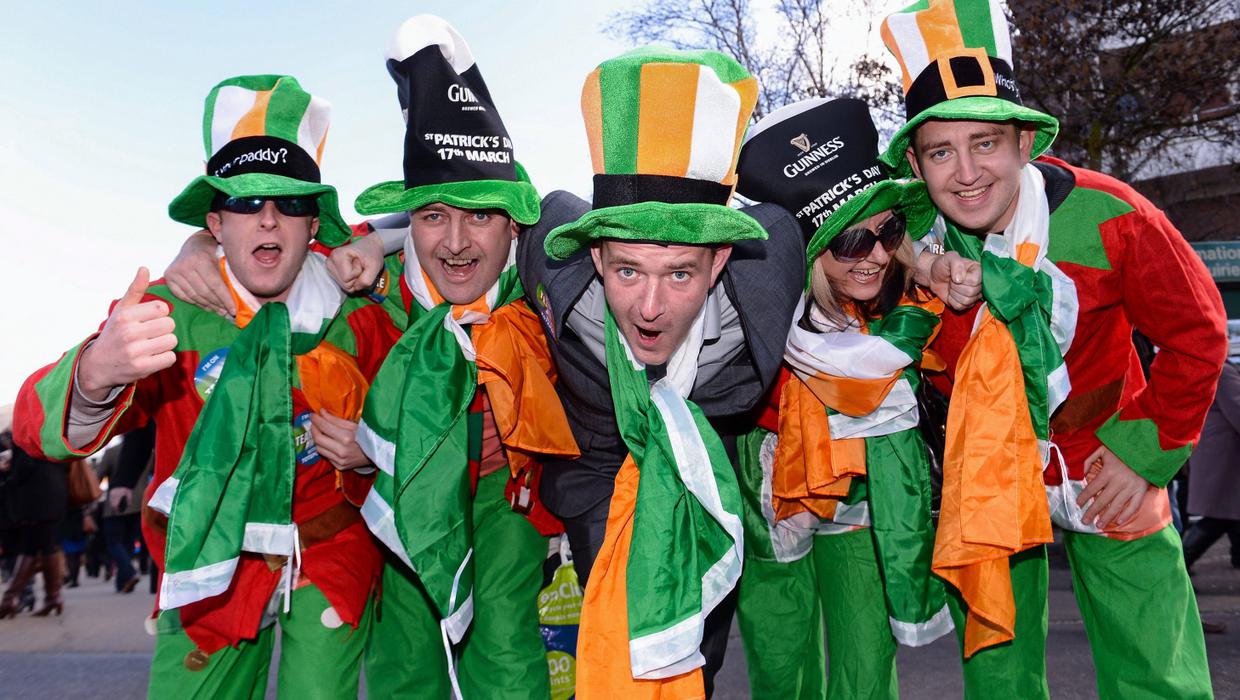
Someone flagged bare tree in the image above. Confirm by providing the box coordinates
[1010,0,1240,180]
[606,0,1240,180]
[605,0,903,123]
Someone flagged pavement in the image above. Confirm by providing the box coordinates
[0,537,1237,699]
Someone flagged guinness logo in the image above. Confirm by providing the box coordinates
[790,133,812,153]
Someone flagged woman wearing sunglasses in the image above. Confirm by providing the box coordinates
[731,97,958,699]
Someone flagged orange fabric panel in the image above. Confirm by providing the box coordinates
[315,125,328,166]
[724,77,759,186]
[801,372,899,417]
[582,69,606,175]
[230,89,273,140]
[932,309,1053,657]
[475,301,580,476]
[770,376,865,522]
[295,342,368,422]
[576,457,706,700]
[916,0,966,62]
[1014,241,1040,267]
[635,63,698,178]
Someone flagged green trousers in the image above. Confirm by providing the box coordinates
[365,469,550,699]
[737,528,898,700]
[147,582,371,699]
[949,526,1212,699]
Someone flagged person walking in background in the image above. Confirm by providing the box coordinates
[0,431,69,618]
[1183,361,1240,572]
[99,421,154,594]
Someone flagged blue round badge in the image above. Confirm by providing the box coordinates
[194,349,229,401]
[293,411,320,467]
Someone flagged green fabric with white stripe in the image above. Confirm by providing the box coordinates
[604,308,745,677]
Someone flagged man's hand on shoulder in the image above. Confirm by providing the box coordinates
[77,267,178,402]
[1077,445,1156,529]
[326,233,386,293]
[164,229,236,319]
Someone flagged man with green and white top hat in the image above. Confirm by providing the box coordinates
[519,47,805,699]
[881,0,1226,697]
[14,74,397,698]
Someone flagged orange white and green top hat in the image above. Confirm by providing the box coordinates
[168,75,351,247]
[544,47,768,260]
[879,0,1059,178]
[353,15,540,225]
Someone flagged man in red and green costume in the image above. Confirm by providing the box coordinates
[333,15,580,699]
[881,1,1227,697]
[14,75,397,698]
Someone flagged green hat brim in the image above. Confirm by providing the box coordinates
[879,97,1060,178]
[353,179,541,225]
[168,174,352,248]
[544,201,767,261]
[805,179,936,269]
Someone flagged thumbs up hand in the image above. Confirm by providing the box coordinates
[77,267,178,402]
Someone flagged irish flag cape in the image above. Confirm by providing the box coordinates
[575,305,744,699]
[773,295,953,645]
[149,252,346,609]
[357,236,578,657]
[934,163,1078,656]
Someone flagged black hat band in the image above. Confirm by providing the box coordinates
[207,135,321,183]
[592,174,732,210]
[905,53,1022,120]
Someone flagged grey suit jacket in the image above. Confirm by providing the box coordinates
[1188,362,1240,520]
[518,190,805,517]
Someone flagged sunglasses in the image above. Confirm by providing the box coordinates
[215,195,319,218]
[827,212,906,263]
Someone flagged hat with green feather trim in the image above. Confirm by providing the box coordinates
[543,47,768,261]
[353,15,539,224]
[879,0,1059,178]
[168,74,351,248]
[737,97,936,276]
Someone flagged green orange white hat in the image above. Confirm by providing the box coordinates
[168,74,351,247]
[879,0,1059,178]
[353,15,540,224]
[543,47,768,260]
[736,97,936,281]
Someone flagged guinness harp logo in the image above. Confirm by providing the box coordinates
[790,133,812,153]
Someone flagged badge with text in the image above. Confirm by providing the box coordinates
[193,349,229,401]
[293,411,320,467]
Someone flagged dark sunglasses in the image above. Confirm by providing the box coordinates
[213,194,319,218]
[827,212,906,263]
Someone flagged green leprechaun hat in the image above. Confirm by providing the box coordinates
[543,47,768,260]
[168,75,351,247]
[879,0,1060,178]
[353,15,540,224]
[737,97,936,282]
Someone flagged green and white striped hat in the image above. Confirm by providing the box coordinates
[168,75,351,247]
[879,0,1059,178]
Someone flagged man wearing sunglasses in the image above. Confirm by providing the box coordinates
[879,2,1226,697]
[14,75,397,698]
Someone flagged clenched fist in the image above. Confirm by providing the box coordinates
[77,267,178,402]
[925,251,982,310]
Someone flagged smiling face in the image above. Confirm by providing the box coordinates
[591,240,731,365]
[410,203,519,305]
[906,120,1035,236]
[206,200,318,303]
[815,210,900,304]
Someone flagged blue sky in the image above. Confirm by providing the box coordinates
[0,1,635,404]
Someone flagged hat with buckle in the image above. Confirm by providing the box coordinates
[168,74,351,247]
[543,47,768,260]
[879,0,1059,178]
[737,97,935,279]
[353,15,540,224]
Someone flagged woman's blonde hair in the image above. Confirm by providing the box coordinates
[807,235,918,330]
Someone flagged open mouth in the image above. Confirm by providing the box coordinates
[850,267,882,285]
[635,325,663,347]
[440,257,479,281]
[954,184,991,204]
[253,242,282,267]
